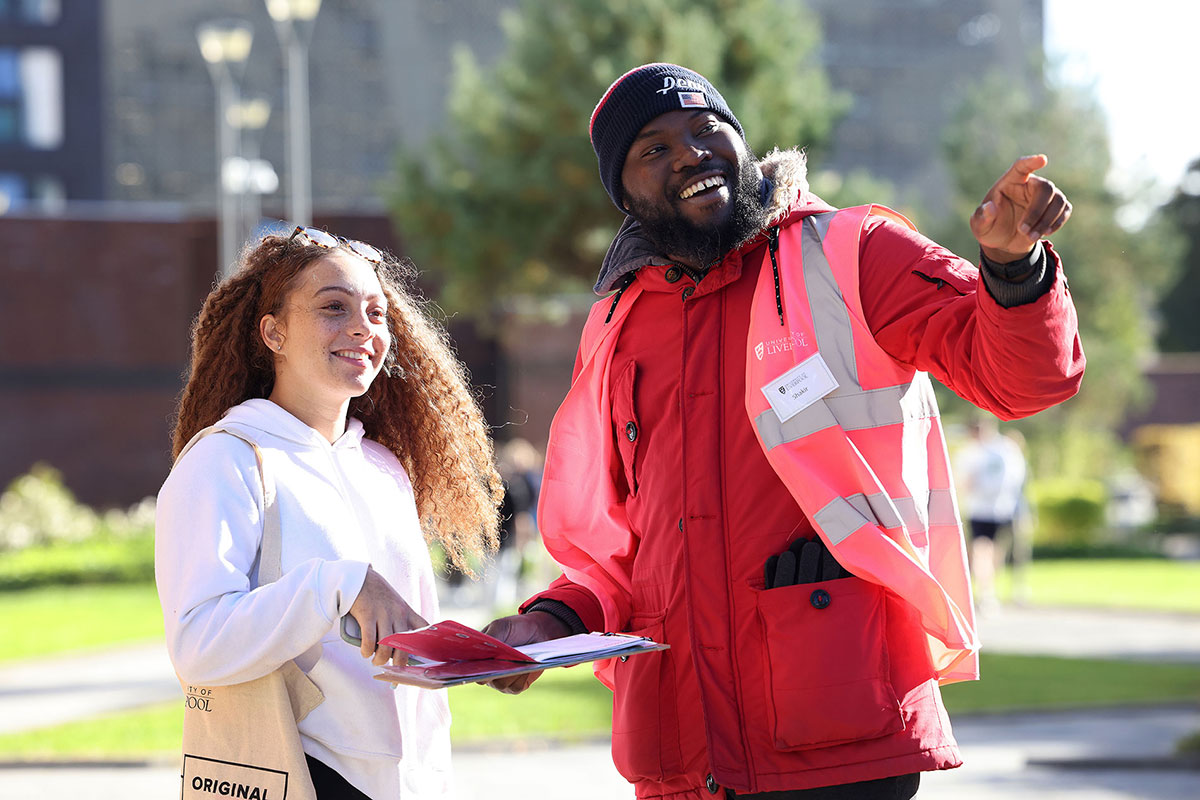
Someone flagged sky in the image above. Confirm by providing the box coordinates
[1044,0,1200,219]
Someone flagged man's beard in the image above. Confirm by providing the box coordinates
[626,151,769,269]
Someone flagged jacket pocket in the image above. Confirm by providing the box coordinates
[611,359,640,496]
[610,614,679,781]
[755,577,903,750]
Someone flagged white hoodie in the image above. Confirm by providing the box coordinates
[155,398,452,799]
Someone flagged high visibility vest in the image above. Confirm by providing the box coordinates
[539,205,978,684]
[745,206,977,681]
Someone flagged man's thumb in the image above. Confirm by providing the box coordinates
[972,199,997,232]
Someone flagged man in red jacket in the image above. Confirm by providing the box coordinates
[482,63,1083,800]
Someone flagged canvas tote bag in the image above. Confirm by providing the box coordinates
[173,425,322,800]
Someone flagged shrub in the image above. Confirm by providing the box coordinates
[1029,477,1108,548]
[0,465,156,588]
[0,465,154,551]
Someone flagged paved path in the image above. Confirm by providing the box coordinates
[1,602,1197,799]
[0,642,177,736]
[0,604,1198,737]
[0,707,1196,799]
[977,604,1200,664]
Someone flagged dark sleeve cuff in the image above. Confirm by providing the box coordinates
[979,241,1055,308]
[523,599,588,636]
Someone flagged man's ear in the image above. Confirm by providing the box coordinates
[260,314,285,353]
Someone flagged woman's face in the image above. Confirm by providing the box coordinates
[261,250,391,415]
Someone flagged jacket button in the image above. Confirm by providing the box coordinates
[705,773,719,794]
[620,655,629,662]
[810,589,831,610]
[664,266,682,283]
[681,286,695,300]
[625,421,638,442]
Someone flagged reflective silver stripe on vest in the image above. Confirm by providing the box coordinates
[802,214,859,389]
[814,489,959,546]
[928,488,959,526]
[755,370,939,449]
[756,211,958,543]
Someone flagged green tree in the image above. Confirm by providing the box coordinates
[390,0,845,314]
[1158,158,1200,352]
[935,71,1182,477]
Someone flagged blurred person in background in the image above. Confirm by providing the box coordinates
[956,417,1029,613]
[481,63,1084,800]
[156,228,501,799]
[489,437,543,608]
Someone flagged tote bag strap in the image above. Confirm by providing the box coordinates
[175,424,320,800]
[176,424,282,585]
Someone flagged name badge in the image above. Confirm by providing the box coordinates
[761,352,838,422]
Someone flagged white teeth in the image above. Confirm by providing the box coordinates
[679,175,726,200]
[334,350,368,361]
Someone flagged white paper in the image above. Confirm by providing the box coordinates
[517,633,648,663]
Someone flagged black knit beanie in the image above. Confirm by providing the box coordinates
[590,63,745,212]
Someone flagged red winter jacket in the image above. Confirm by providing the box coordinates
[524,152,1084,799]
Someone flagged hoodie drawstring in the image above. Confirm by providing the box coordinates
[605,273,636,324]
[768,226,784,326]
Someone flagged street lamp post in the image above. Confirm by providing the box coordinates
[265,0,322,227]
[226,96,273,242]
[197,19,253,277]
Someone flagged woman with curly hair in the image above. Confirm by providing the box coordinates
[156,227,501,799]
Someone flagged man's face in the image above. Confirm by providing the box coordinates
[619,109,766,268]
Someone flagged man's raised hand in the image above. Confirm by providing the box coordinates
[970,154,1071,264]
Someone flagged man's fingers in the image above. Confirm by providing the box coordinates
[1009,153,1049,180]
[1018,179,1069,238]
[1029,194,1071,239]
[1041,203,1071,238]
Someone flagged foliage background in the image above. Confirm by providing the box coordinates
[391,0,846,313]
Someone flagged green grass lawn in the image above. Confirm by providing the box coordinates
[0,664,614,760]
[1,653,1197,761]
[996,558,1200,612]
[0,582,162,664]
[1,558,1197,760]
[4,558,1193,668]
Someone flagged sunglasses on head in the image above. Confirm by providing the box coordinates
[286,226,385,266]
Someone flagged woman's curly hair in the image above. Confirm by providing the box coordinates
[171,233,501,573]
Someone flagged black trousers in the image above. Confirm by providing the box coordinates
[305,754,371,800]
[727,773,920,800]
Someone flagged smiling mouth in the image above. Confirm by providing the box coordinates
[679,174,727,200]
[333,350,372,365]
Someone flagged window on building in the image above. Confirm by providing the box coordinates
[0,172,27,214]
[0,46,63,148]
[19,47,63,148]
[20,0,60,25]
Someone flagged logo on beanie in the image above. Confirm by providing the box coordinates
[656,76,706,95]
[677,91,707,108]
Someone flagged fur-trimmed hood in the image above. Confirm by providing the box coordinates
[594,148,823,294]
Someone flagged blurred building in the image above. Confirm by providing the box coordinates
[101,0,1045,219]
[0,0,104,212]
[1120,354,1200,517]
[1,0,1049,506]
[807,0,1044,220]
[103,0,508,214]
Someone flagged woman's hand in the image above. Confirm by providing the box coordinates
[348,566,427,666]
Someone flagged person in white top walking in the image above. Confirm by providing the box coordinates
[956,417,1028,613]
[156,227,501,799]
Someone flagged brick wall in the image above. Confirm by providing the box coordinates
[0,214,214,506]
[0,212,581,507]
